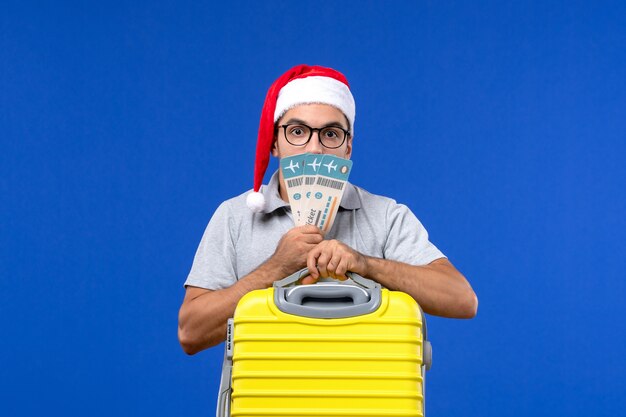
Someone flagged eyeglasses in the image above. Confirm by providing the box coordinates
[277,123,350,149]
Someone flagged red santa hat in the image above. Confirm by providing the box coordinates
[246,64,356,212]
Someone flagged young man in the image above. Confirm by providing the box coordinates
[178,65,477,355]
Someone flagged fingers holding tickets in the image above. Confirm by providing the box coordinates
[272,225,325,276]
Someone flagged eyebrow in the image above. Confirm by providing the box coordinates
[281,118,348,130]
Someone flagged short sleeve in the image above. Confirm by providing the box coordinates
[184,201,238,290]
[383,203,446,265]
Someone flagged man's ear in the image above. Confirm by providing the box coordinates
[271,138,279,157]
[344,136,353,159]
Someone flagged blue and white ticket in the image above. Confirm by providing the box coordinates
[280,153,353,231]
[299,153,323,222]
[302,154,353,232]
[280,154,307,224]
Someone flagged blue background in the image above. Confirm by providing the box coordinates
[2,1,625,416]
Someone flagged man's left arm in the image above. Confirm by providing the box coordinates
[305,240,477,319]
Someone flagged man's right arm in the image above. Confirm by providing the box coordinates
[178,225,323,355]
[178,259,282,355]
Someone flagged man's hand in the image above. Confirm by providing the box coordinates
[304,239,369,284]
[269,225,325,277]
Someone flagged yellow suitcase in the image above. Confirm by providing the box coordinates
[217,269,432,417]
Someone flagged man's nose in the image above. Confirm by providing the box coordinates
[305,131,324,154]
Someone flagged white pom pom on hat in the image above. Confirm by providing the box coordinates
[247,64,355,212]
[246,191,266,213]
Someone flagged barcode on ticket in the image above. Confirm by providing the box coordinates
[316,177,345,190]
[287,177,303,187]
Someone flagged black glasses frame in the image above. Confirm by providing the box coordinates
[277,123,351,149]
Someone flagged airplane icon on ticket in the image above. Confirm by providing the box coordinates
[307,158,321,171]
[323,160,337,173]
[285,160,300,174]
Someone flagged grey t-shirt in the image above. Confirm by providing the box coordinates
[185,171,445,290]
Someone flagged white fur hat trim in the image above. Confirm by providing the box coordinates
[274,76,355,132]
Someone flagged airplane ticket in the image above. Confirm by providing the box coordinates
[298,153,325,226]
[301,154,353,232]
[280,154,307,224]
